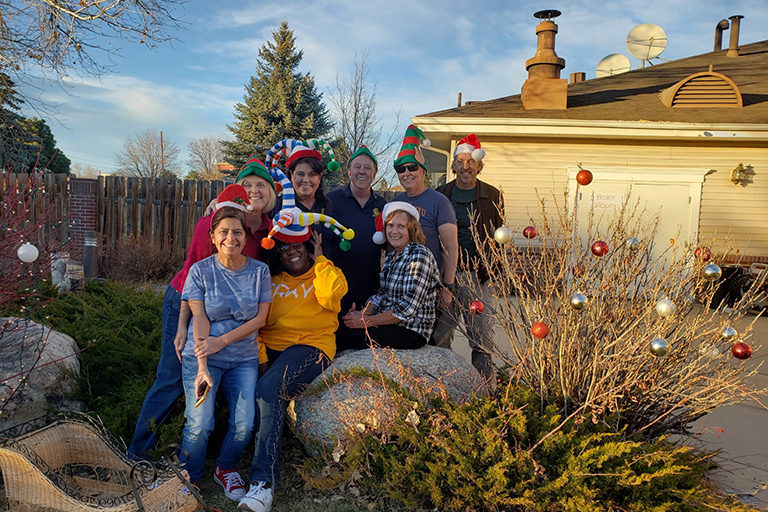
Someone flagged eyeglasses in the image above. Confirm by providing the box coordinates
[277,242,303,253]
[395,164,420,174]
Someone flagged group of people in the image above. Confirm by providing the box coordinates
[127,128,504,512]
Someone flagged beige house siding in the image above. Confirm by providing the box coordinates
[451,138,767,258]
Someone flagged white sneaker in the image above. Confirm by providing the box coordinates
[237,481,273,512]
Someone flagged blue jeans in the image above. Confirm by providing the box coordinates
[180,356,258,482]
[249,345,329,485]
[129,284,183,458]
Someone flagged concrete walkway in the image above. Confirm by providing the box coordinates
[452,309,768,508]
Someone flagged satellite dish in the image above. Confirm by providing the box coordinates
[626,24,667,64]
[595,54,631,77]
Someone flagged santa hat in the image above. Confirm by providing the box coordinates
[453,134,486,161]
[393,124,431,171]
[372,201,421,245]
[235,155,276,192]
[215,184,253,212]
[260,166,355,251]
[265,138,341,173]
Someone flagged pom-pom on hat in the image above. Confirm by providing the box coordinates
[215,184,253,212]
[261,166,355,251]
[453,133,486,161]
[265,138,341,173]
[372,201,421,245]
[235,155,276,192]
[393,124,431,171]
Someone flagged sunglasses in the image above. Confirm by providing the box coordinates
[395,163,421,174]
[277,242,304,253]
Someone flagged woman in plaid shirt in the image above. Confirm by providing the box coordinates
[340,202,440,349]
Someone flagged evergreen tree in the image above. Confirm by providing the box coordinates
[22,118,71,174]
[222,21,332,172]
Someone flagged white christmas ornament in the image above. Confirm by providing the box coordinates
[17,243,39,263]
[655,297,676,317]
[494,226,512,244]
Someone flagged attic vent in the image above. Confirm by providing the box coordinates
[660,70,742,108]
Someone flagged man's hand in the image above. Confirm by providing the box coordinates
[437,288,453,309]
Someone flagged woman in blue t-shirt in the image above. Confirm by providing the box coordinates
[179,185,272,500]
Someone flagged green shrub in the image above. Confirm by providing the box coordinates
[33,281,183,450]
[306,377,756,512]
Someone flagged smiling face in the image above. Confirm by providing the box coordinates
[291,161,322,203]
[452,153,482,189]
[210,216,247,258]
[385,211,413,254]
[396,163,427,196]
[239,175,274,214]
[278,241,312,276]
[347,154,376,193]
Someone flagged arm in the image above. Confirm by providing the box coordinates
[194,302,271,358]
[313,256,348,313]
[343,307,400,329]
[437,222,458,308]
[187,299,213,395]
[174,300,191,362]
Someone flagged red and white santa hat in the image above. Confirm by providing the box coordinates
[372,201,421,245]
[453,133,486,161]
[215,184,253,212]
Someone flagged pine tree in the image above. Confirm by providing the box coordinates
[222,21,332,172]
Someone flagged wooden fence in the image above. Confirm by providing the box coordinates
[98,176,231,254]
[0,173,70,244]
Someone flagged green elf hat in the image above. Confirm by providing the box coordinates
[349,145,378,168]
[235,155,277,193]
[393,124,431,170]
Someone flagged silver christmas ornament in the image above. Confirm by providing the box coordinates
[720,326,738,341]
[625,237,640,251]
[701,264,722,281]
[698,344,721,360]
[650,337,669,357]
[570,293,588,310]
[655,297,676,317]
[494,226,512,244]
[17,243,39,263]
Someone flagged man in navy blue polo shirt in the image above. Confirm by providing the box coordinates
[327,146,388,351]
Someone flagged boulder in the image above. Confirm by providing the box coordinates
[290,345,488,453]
[0,317,82,432]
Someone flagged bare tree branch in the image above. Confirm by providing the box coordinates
[114,128,179,178]
[186,135,223,180]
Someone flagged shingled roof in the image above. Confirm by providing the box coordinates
[421,40,768,124]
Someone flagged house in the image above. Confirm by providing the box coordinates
[414,12,768,263]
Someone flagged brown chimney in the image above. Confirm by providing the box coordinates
[570,72,586,84]
[521,10,568,109]
[726,15,744,57]
[714,19,729,51]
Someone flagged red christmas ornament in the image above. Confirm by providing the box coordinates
[591,240,609,257]
[576,169,593,186]
[731,342,753,360]
[694,247,712,262]
[469,300,484,314]
[523,226,537,239]
[531,322,550,339]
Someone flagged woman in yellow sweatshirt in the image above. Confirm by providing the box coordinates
[238,231,347,512]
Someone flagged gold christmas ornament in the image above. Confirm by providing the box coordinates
[655,297,676,317]
[570,292,588,310]
[650,337,669,357]
[701,264,722,281]
[625,237,640,251]
[721,326,738,341]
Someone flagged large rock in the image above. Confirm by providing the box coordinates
[0,317,82,432]
[290,346,487,453]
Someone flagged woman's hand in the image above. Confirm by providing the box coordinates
[174,327,188,362]
[194,368,213,398]
[194,335,227,358]
[343,303,366,329]
[203,198,217,217]
[311,231,323,259]
[437,288,453,309]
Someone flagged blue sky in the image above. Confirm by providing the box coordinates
[20,0,768,174]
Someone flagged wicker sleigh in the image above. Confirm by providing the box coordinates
[0,416,199,512]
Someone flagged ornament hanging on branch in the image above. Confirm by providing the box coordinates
[469,300,484,314]
[655,297,676,317]
[17,243,39,263]
[701,264,722,281]
[699,344,721,360]
[523,226,537,239]
[494,226,512,244]
[570,292,588,310]
[576,166,593,186]
[650,337,669,357]
[625,237,640,251]
[531,322,550,339]
[591,240,609,257]
[694,247,712,262]
[731,342,752,360]
[721,326,738,341]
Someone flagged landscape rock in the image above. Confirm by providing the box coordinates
[0,317,82,432]
[290,345,487,453]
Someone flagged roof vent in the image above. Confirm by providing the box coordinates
[660,66,742,108]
